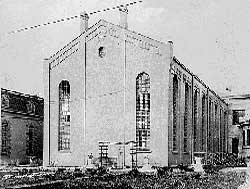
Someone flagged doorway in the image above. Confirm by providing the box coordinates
[232,138,239,155]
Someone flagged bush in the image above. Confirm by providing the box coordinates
[206,153,246,168]
[127,168,140,178]
[203,164,220,174]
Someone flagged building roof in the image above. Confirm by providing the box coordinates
[1,88,43,100]
[47,19,168,60]
[223,94,250,100]
[173,57,227,105]
[1,88,44,118]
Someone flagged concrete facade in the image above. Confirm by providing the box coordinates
[0,88,43,165]
[44,15,229,167]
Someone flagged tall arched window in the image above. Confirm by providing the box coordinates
[1,119,11,156]
[214,104,218,152]
[172,74,178,151]
[201,94,206,151]
[136,72,150,151]
[59,80,70,151]
[193,90,198,152]
[220,109,223,152]
[223,111,227,152]
[208,100,212,152]
[26,124,35,156]
[183,83,189,152]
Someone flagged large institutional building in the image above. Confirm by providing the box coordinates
[43,7,229,167]
[0,88,43,165]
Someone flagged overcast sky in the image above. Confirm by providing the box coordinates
[0,0,250,97]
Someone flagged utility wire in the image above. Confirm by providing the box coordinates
[48,88,124,103]
[46,87,134,104]
[3,1,142,36]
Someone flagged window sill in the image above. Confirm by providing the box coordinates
[172,151,178,154]
[58,150,71,153]
[136,149,152,153]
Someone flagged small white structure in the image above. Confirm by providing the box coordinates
[139,155,156,174]
[86,153,95,169]
[192,156,205,174]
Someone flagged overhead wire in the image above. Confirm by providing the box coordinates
[47,87,134,104]
[1,0,143,100]
[2,1,142,37]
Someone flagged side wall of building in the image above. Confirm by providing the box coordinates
[44,21,229,167]
[168,58,229,166]
[1,113,43,165]
[207,90,228,154]
[168,60,193,165]
[1,88,43,165]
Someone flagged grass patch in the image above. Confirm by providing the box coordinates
[0,167,247,189]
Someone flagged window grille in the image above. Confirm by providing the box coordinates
[220,109,223,152]
[193,90,198,152]
[136,73,150,151]
[58,80,71,151]
[183,83,189,152]
[208,100,212,152]
[223,111,227,152]
[201,94,206,151]
[172,74,178,151]
[214,104,218,152]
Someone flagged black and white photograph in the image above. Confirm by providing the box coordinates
[0,0,250,188]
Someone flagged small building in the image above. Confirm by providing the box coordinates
[223,94,250,157]
[0,88,44,165]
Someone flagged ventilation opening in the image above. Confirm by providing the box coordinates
[98,46,105,58]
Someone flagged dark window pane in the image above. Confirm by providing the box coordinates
[193,90,198,152]
[247,130,250,146]
[201,94,206,151]
[184,83,189,152]
[243,130,245,146]
[173,75,178,151]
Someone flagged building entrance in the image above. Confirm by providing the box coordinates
[232,138,239,155]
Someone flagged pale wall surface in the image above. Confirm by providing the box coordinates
[44,20,171,167]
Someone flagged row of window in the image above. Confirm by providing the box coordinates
[172,73,227,153]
